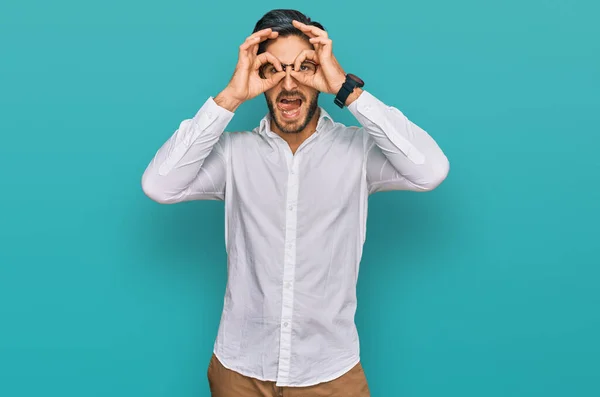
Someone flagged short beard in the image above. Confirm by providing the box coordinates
[266,90,320,134]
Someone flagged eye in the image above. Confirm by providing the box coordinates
[300,62,316,73]
[261,63,274,71]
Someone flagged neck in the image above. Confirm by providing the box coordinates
[271,108,321,154]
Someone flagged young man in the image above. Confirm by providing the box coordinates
[142,9,449,397]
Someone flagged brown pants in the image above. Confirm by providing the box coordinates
[207,354,371,397]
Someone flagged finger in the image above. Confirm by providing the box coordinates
[249,27,277,41]
[239,36,262,52]
[309,37,332,47]
[293,49,318,72]
[264,71,286,89]
[309,36,332,57]
[254,52,283,71]
[239,30,278,52]
[290,71,313,87]
[292,20,328,39]
[251,31,278,56]
[249,41,260,57]
[249,30,278,44]
[252,31,278,56]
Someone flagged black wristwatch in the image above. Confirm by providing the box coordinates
[334,74,365,108]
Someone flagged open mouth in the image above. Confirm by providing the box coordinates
[277,97,303,119]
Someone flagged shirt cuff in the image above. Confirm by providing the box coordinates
[347,89,378,116]
[192,96,235,127]
[186,96,235,142]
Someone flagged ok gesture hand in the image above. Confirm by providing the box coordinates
[288,20,347,95]
[217,28,286,111]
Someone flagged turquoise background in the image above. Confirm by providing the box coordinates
[1,0,599,395]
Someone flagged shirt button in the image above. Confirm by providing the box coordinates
[283,322,288,327]
[285,282,291,289]
[289,205,294,211]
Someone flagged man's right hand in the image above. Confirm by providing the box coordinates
[215,28,286,112]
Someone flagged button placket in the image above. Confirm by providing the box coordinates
[276,153,300,385]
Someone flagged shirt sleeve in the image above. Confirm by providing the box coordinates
[347,90,449,194]
[141,96,235,203]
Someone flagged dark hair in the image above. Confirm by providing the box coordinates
[252,9,325,55]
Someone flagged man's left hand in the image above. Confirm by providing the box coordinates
[290,20,353,96]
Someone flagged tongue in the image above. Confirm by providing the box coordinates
[279,99,301,111]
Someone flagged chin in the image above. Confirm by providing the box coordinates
[275,109,306,132]
[267,92,319,135]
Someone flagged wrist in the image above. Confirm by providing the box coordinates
[331,74,347,95]
[344,87,363,106]
[214,88,243,112]
[333,73,365,108]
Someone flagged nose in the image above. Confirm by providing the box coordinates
[281,64,298,91]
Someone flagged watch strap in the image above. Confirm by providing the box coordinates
[334,75,361,108]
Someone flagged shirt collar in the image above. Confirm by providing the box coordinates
[258,106,335,138]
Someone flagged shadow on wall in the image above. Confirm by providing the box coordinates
[355,184,469,380]
[130,197,229,322]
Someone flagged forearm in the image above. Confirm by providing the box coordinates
[141,95,234,203]
[348,90,449,190]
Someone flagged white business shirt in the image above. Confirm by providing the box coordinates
[141,90,449,387]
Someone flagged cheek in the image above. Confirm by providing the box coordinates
[306,90,319,107]
[303,87,318,100]
[265,88,279,104]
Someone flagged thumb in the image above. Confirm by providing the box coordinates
[264,71,286,89]
[290,71,312,86]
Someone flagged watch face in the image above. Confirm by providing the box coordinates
[347,73,364,87]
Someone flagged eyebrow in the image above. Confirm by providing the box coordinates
[269,59,317,66]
